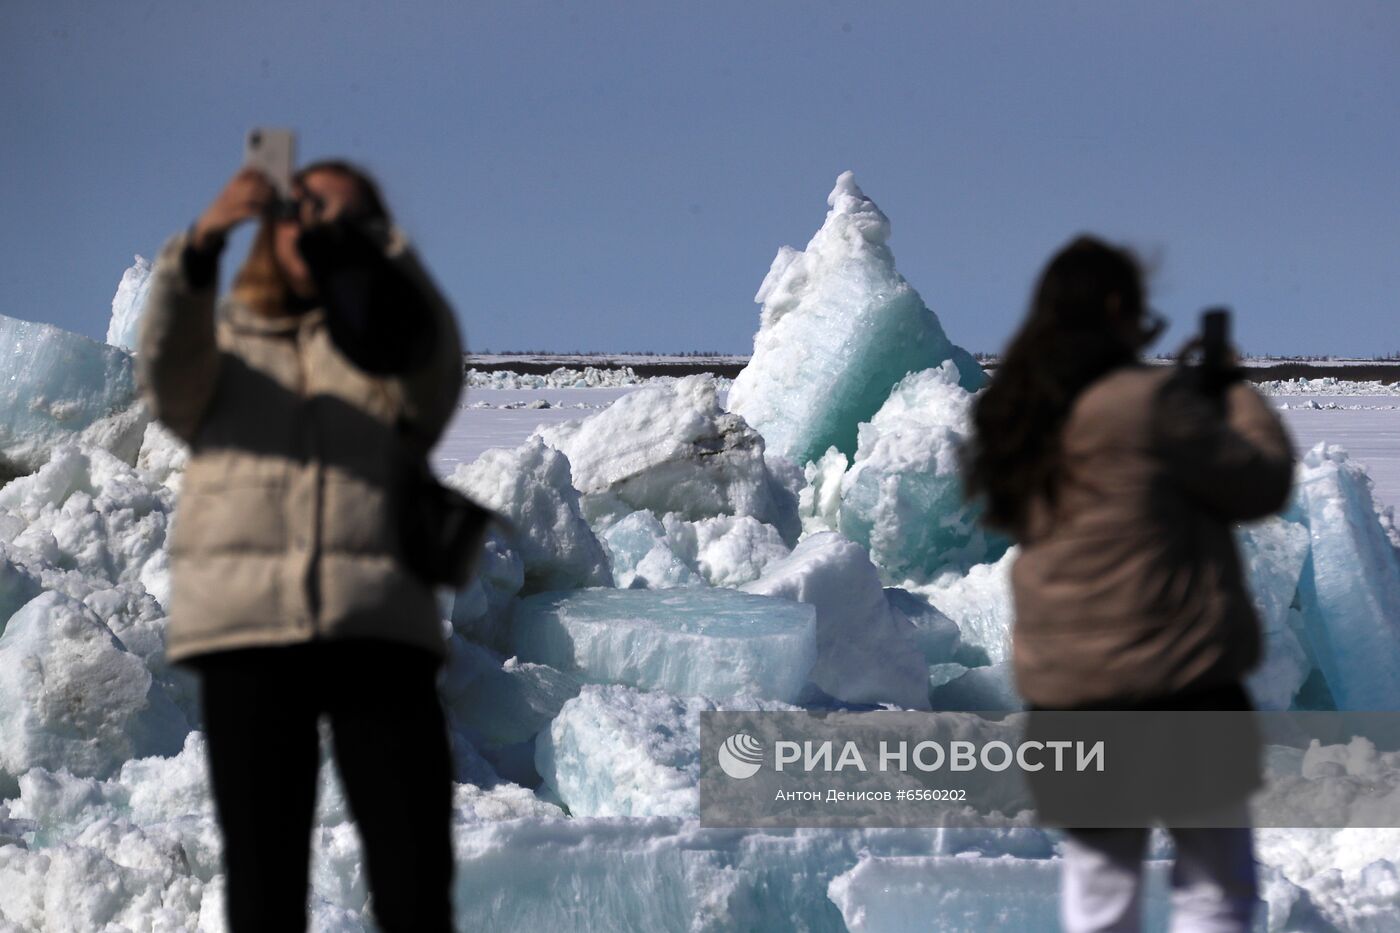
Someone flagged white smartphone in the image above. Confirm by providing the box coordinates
[243,127,296,198]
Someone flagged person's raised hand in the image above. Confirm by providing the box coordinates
[192,168,275,249]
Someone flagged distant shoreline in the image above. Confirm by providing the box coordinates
[464,355,1400,385]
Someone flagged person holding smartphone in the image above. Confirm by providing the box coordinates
[962,236,1294,932]
[138,153,462,932]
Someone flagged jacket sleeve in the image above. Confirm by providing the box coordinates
[382,229,465,452]
[137,230,222,444]
[1151,374,1295,522]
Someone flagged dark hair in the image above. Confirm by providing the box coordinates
[295,159,390,223]
[233,160,389,315]
[962,235,1147,537]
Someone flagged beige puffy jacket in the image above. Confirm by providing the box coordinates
[138,228,463,663]
[1011,365,1295,708]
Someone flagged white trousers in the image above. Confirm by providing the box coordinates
[1059,824,1259,933]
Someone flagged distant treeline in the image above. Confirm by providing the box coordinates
[465,353,1400,385]
[972,351,1400,365]
[479,349,1400,364]
[474,349,734,358]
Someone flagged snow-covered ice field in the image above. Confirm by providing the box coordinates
[435,387,638,473]
[1278,402,1400,510]
[439,387,1400,511]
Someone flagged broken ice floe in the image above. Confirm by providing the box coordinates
[512,587,817,703]
[0,314,148,480]
[537,374,799,540]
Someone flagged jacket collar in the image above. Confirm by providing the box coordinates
[221,297,325,336]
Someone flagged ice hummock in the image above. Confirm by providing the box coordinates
[106,255,153,352]
[742,532,931,710]
[727,172,985,467]
[449,530,527,651]
[1294,443,1400,710]
[0,314,147,479]
[833,361,1005,580]
[537,375,799,540]
[599,511,705,590]
[447,436,612,593]
[917,547,1018,667]
[599,510,792,590]
[511,587,818,703]
[661,513,792,587]
[1237,516,1314,710]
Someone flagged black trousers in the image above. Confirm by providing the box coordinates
[194,640,454,933]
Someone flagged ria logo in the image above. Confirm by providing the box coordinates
[717,732,765,780]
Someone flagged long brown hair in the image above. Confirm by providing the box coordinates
[231,160,391,316]
[962,235,1147,538]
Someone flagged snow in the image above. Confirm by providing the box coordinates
[797,446,848,538]
[741,532,931,710]
[535,375,798,539]
[599,510,705,589]
[0,730,563,931]
[1280,403,1400,509]
[512,587,818,703]
[134,420,187,493]
[432,386,636,477]
[0,314,148,480]
[0,591,186,788]
[106,256,152,352]
[0,443,173,605]
[467,365,662,389]
[599,511,795,591]
[727,172,986,467]
[445,436,612,593]
[659,514,791,587]
[1254,826,1400,930]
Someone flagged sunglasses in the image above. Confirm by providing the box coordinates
[1138,309,1168,348]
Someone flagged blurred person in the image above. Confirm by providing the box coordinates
[962,236,1294,932]
[138,161,463,932]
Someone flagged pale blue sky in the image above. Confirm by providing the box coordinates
[2,1,1396,356]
